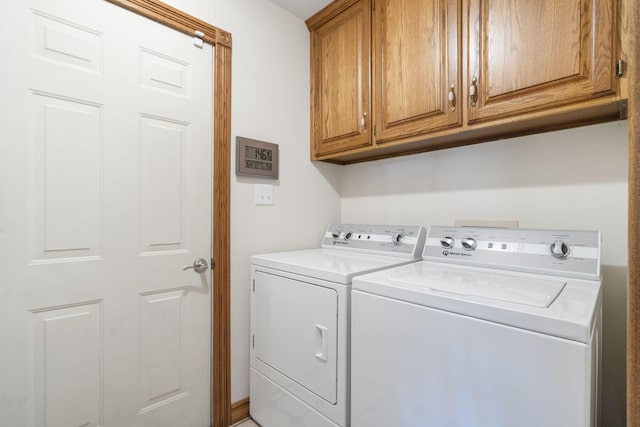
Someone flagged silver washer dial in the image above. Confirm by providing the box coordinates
[461,237,477,251]
[440,236,454,249]
[550,239,570,259]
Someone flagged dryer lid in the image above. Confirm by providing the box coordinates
[387,266,566,308]
[252,249,418,284]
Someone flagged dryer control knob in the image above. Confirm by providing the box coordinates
[331,231,340,239]
[461,237,477,251]
[344,232,353,240]
[440,236,455,249]
[392,233,405,246]
[550,239,569,259]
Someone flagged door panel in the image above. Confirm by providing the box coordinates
[31,302,103,427]
[29,92,102,262]
[140,116,189,253]
[0,1,213,426]
[467,0,615,123]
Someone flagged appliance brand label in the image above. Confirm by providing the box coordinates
[442,251,471,257]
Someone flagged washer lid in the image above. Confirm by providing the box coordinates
[388,267,566,308]
[353,261,602,343]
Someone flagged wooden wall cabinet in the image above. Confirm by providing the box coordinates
[307,0,624,163]
[308,0,371,157]
[467,0,616,123]
[373,0,462,144]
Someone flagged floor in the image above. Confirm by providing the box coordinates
[233,419,259,427]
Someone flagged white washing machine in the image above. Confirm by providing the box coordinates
[351,226,602,427]
[250,224,426,427]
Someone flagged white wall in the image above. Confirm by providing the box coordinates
[340,120,629,426]
[162,0,343,402]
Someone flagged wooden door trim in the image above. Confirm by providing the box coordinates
[106,1,232,426]
[629,0,639,424]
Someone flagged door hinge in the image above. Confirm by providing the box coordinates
[252,279,255,292]
[211,258,215,270]
[373,124,376,136]
[616,59,625,78]
[372,0,375,11]
[252,335,255,348]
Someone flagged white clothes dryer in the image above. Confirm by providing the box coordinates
[250,224,426,427]
[351,226,602,427]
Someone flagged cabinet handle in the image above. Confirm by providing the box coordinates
[448,84,456,112]
[470,77,478,107]
[360,112,367,132]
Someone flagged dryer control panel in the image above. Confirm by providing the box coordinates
[424,226,601,280]
[321,224,426,259]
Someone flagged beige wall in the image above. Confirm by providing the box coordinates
[340,120,629,426]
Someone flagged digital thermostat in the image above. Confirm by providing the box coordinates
[236,136,279,179]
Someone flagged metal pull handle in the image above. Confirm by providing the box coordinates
[448,84,456,111]
[360,112,367,132]
[183,258,209,273]
[470,77,478,107]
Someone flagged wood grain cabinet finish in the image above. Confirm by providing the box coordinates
[308,0,624,163]
[467,0,616,123]
[374,0,462,144]
[309,0,371,157]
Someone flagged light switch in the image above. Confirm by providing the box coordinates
[255,184,274,206]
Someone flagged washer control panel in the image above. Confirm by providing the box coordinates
[322,224,426,258]
[424,226,601,280]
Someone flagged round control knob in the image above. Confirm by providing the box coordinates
[392,233,405,246]
[331,231,340,239]
[440,236,454,249]
[344,232,353,240]
[550,239,570,259]
[461,237,477,251]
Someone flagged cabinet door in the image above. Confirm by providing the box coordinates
[373,0,462,144]
[310,0,371,157]
[467,0,615,123]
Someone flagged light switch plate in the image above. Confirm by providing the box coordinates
[255,184,274,206]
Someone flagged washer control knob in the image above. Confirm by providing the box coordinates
[461,237,477,251]
[344,232,353,240]
[392,233,405,246]
[440,236,455,249]
[331,231,340,239]
[550,239,569,259]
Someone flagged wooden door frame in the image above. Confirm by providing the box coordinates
[105,1,232,426]
[629,0,640,424]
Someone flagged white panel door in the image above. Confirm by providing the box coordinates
[0,0,213,426]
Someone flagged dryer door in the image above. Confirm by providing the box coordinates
[253,271,338,404]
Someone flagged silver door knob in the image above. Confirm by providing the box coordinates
[183,258,209,273]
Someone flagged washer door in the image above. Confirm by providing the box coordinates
[253,271,338,404]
